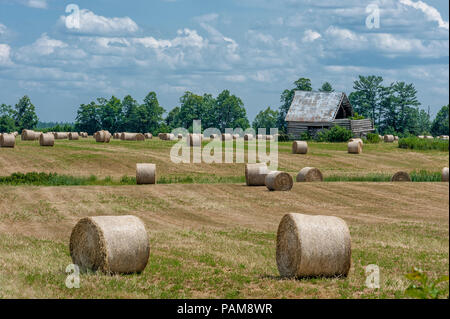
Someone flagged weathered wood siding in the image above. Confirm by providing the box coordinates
[287,119,374,139]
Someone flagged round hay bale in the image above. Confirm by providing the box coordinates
[418,135,424,139]
[13,131,18,137]
[348,141,362,154]
[166,133,176,141]
[391,171,411,182]
[244,134,253,141]
[81,132,88,138]
[144,133,153,139]
[21,129,39,141]
[296,167,323,182]
[425,135,433,139]
[265,171,293,191]
[256,134,264,140]
[70,215,150,274]
[210,134,218,140]
[266,135,274,140]
[95,130,111,143]
[39,133,54,147]
[245,163,270,186]
[157,133,164,139]
[442,167,449,182]
[0,133,15,148]
[384,135,394,143]
[54,132,68,139]
[69,132,79,140]
[276,213,351,278]
[349,138,363,146]
[292,141,308,154]
[394,136,399,141]
[222,133,232,141]
[136,133,145,141]
[113,133,120,139]
[187,134,202,147]
[233,134,240,140]
[136,163,156,184]
[121,132,137,141]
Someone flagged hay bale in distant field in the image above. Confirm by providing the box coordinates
[348,141,362,154]
[256,134,264,140]
[265,135,274,141]
[113,133,120,139]
[80,132,88,138]
[95,130,111,143]
[136,133,145,141]
[0,133,15,148]
[425,135,433,139]
[245,163,270,186]
[187,134,202,147]
[144,133,153,139]
[384,135,394,143]
[292,141,308,154]
[244,134,253,141]
[166,133,176,141]
[54,132,68,139]
[136,163,156,184]
[418,135,424,139]
[233,134,240,140]
[276,213,351,278]
[21,129,39,141]
[210,134,219,140]
[265,171,293,191]
[158,133,164,139]
[69,132,79,140]
[39,133,54,147]
[394,136,399,141]
[121,132,137,141]
[391,171,411,182]
[296,167,323,182]
[442,167,449,182]
[222,133,232,141]
[70,215,150,274]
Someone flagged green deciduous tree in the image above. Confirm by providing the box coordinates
[252,107,279,135]
[319,82,334,92]
[14,95,38,132]
[0,104,17,133]
[431,105,449,136]
[351,75,383,125]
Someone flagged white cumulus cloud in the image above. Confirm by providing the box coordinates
[400,0,449,30]
[0,43,13,66]
[302,30,321,43]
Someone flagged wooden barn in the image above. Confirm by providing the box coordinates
[285,91,374,138]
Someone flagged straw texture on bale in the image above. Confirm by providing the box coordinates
[391,171,411,182]
[292,141,308,154]
[136,133,145,141]
[442,167,449,182]
[95,130,111,143]
[39,133,54,147]
[121,132,137,141]
[222,133,232,141]
[296,167,323,182]
[265,171,293,191]
[384,135,394,143]
[348,141,362,154]
[245,163,270,186]
[13,131,18,137]
[21,129,39,141]
[54,132,68,139]
[81,132,88,138]
[187,134,202,147]
[244,134,253,141]
[276,213,351,278]
[69,132,79,140]
[70,215,150,274]
[0,133,15,148]
[136,163,156,185]
[349,138,363,146]
[144,133,153,139]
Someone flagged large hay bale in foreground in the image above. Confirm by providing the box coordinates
[244,134,253,141]
[296,167,323,182]
[391,171,411,182]
[442,167,449,182]
[95,130,111,143]
[384,135,394,143]
[349,138,363,146]
[39,133,54,147]
[292,141,308,154]
[265,171,293,191]
[136,163,156,184]
[245,163,270,186]
[69,132,79,140]
[348,141,362,154]
[276,213,351,278]
[70,215,150,274]
[0,133,15,148]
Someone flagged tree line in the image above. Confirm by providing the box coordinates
[1,77,448,137]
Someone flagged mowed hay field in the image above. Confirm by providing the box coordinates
[0,137,448,298]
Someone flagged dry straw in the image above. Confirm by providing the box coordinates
[245,163,270,186]
[54,132,68,139]
[265,171,293,191]
[21,129,39,141]
[95,130,111,143]
[384,135,394,143]
[70,215,150,274]
[442,167,449,182]
[276,213,351,278]
[136,163,156,184]
[69,132,79,140]
[296,167,323,182]
[39,133,54,147]
[292,141,308,154]
[391,171,411,182]
[348,141,362,154]
[0,133,15,148]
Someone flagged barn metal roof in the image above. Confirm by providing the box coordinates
[285,91,346,123]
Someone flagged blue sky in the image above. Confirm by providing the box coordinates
[0,0,448,122]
